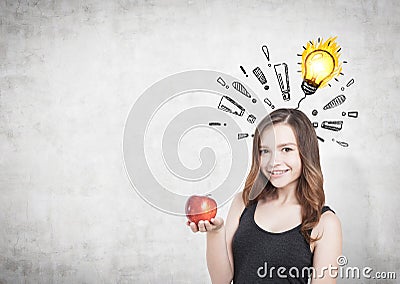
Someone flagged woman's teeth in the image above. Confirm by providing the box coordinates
[271,169,289,175]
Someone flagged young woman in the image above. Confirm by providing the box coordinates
[187,108,342,283]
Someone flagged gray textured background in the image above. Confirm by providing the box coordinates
[1,0,399,283]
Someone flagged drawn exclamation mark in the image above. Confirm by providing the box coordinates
[341,78,355,91]
[332,138,349,147]
[262,45,271,67]
[240,66,248,77]
[342,111,359,118]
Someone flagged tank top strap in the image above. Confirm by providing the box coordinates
[322,205,335,214]
[238,200,258,223]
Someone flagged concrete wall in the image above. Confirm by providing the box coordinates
[1,0,399,283]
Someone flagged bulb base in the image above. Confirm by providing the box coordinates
[301,80,319,96]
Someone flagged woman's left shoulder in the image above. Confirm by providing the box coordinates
[310,206,342,252]
[318,206,341,233]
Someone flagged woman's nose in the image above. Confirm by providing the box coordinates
[263,153,279,168]
[271,152,282,166]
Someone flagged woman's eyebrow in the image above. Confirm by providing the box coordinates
[259,143,297,148]
[277,143,297,147]
[259,145,270,149]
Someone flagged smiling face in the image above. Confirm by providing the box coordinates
[259,123,302,190]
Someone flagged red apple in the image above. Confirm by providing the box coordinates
[185,195,217,225]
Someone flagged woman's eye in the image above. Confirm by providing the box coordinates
[282,147,293,152]
[260,149,269,154]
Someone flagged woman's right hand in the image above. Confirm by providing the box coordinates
[186,217,224,233]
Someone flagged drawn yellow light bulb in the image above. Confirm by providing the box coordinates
[301,37,342,96]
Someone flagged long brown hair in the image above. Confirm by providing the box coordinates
[242,108,325,243]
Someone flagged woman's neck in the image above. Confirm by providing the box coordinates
[273,183,299,205]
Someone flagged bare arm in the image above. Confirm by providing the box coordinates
[311,212,343,284]
[187,192,245,284]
